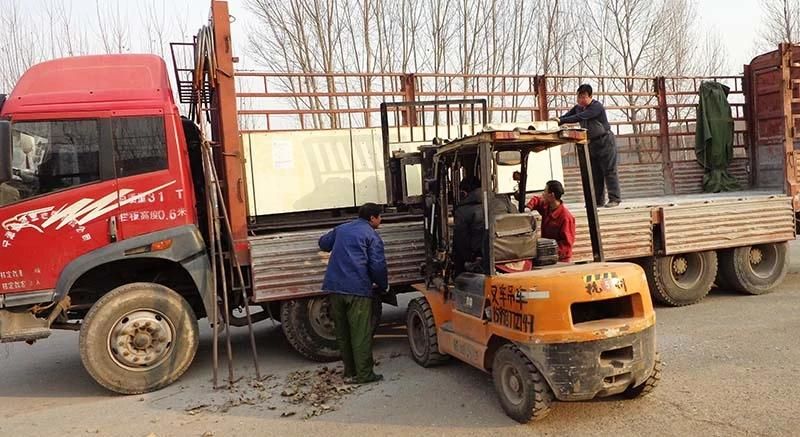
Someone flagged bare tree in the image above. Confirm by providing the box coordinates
[95,0,131,54]
[0,1,43,91]
[759,0,800,48]
[140,0,168,59]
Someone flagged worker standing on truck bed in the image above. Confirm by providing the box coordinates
[318,203,388,384]
[526,180,576,262]
[553,84,621,207]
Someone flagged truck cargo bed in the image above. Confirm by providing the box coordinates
[569,190,794,262]
[249,221,425,302]
[249,190,794,302]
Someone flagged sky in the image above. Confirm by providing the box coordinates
[695,0,764,74]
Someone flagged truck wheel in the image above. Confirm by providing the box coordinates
[645,251,717,306]
[718,243,789,295]
[492,344,553,423]
[79,283,199,394]
[406,297,449,367]
[623,355,663,399]
[281,296,382,362]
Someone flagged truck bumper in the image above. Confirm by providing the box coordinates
[516,325,656,401]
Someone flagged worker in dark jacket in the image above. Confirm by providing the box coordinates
[319,203,387,384]
[554,84,621,207]
[526,180,576,262]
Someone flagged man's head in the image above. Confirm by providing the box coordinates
[576,83,593,108]
[359,202,382,229]
[459,176,481,195]
[543,180,565,204]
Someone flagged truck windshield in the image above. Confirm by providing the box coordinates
[3,120,101,205]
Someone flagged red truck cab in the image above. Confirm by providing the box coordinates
[0,54,215,393]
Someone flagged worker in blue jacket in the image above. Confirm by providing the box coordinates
[319,202,388,384]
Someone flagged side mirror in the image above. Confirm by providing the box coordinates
[0,121,10,183]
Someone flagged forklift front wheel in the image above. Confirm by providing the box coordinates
[492,344,553,423]
[623,354,663,398]
[406,297,449,367]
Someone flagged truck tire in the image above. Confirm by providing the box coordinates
[492,344,553,423]
[280,296,382,362]
[718,243,789,295]
[623,354,663,399]
[644,251,717,306]
[79,282,199,394]
[406,297,449,367]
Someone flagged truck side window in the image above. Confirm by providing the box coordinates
[4,120,101,204]
[112,117,168,177]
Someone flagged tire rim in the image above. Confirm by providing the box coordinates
[408,310,428,358]
[669,253,704,290]
[107,309,175,371]
[499,363,525,406]
[308,297,336,341]
[747,244,778,279]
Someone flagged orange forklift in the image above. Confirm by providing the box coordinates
[388,102,661,423]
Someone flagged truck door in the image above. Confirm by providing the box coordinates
[111,114,194,240]
[0,118,118,297]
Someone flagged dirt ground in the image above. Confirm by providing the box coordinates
[2,243,800,437]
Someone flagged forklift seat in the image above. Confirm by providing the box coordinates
[494,212,537,263]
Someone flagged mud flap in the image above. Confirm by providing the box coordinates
[0,310,51,343]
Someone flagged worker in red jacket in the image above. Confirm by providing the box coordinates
[526,180,576,262]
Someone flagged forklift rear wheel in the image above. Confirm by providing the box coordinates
[623,354,663,398]
[281,296,382,362]
[645,251,717,306]
[492,344,553,423]
[79,282,199,394]
[718,243,788,295]
[406,297,449,367]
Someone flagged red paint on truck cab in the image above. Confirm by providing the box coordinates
[0,54,197,297]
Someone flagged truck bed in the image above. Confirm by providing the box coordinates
[248,190,795,302]
[249,221,425,302]
[568,190,795,262]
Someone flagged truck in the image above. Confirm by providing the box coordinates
[0,0,796,394]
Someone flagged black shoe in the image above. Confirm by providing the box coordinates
[355,373,384,384]
[604,200,620,208]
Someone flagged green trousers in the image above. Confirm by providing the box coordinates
[330,294,376,381]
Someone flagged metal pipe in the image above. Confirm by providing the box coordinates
[209,153,262,380]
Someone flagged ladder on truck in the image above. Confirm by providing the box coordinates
[171,27,262,389]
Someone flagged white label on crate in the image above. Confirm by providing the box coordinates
[272,139,294,169]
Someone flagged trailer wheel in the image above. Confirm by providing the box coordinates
[492,344,553,423]
[645,251,717,306]
[281,296,382,362]
[79,283,199,394]
[624,354,663,399]
[406,297,449,367]
[718,243,789,295]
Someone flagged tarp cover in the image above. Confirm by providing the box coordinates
[695,81,740,192]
